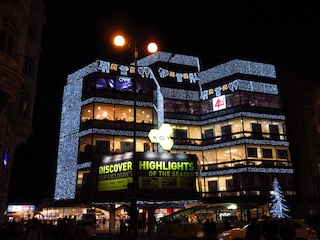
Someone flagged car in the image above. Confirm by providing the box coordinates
[217,218,318,240]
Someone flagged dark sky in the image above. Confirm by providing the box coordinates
[7,0,320,205]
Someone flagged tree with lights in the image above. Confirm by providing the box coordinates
[270,177,290,218]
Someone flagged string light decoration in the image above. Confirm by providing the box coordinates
[270,177,290,218]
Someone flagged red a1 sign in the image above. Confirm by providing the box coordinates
[212,95,226,111]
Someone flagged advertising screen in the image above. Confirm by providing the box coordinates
[97,155,133,192]
[96,152,199,201]
[116,76,133,92]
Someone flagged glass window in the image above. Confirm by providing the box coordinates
[136,79,152,94]
[188,126,201,139]
[254,93,270,107]
[0,17,17,54]
[269,125,280,140]
[269,95,282,109]
[94,103,114,120]
[189,101,200,115]
[247,147,258,158]
[221,125,232,141]
[276,149,288,159]
[226,93,240,108]
[216,148,231,163]
[229,118,243,139]
[200,100,212,114]
[251,123,262,139]
[136,107,153,124]
[115,105,134,122]
[81,104,94,122]
[175,100,189,113]
[164,99,176,113]
[230,145,245,161]
[203,150,217,164]
[262,148,273,158]
[240,92,255,106]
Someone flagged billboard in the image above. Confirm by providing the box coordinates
[96,152,199,201]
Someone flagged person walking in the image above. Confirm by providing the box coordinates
[210,219,217,240]
[245,218,261,240]
[261,216,279,240]
[119,219,127,240]
[24,217,44,240]
[223,219,232,231]
[102,217,106,228]
[204,219,212,240]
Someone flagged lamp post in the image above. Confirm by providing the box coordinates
[114,34,158,240]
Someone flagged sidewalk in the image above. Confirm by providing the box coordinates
[95,226,204,240]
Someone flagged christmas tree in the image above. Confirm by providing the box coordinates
[270,177,290,218]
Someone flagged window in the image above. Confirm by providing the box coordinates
[226,93,240,108]
[18,91,30,117]
[0,17,17,55]
[221,125,232,141]
[247,147,258,157]
[27,22,37,40]
[204,129,214,139]
[312,126,318,136]
[226,179,233,190]
[23,56,35,76]
[95,141,110,155]
[188,101,200,115]
[208,181,218,192]
[269,125,280,140]
[276,149,288,159]
[262,148,273,158]
[174,129,188,144]
[164,99,176,113]
[200,100,212,114]
[251,123,262,139]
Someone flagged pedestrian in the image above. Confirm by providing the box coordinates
[261,216,279,240]
[210,219,217,240]
[24,217,44,240]
[119,219,127,240]
[223,219,232,230]
[102,217,106,228]
[204,219,212,240]
[245,218,261,240]
[279,218,296,240]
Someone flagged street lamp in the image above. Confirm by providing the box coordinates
[113,34,158,240]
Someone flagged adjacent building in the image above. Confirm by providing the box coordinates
[0,0,45,222]
[53,52,297,223]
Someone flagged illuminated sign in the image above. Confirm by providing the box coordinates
[97,152,199,201]
[137,153,197,191]
[97,156,133,192]
[148,123,174,150]
[7,205,35,212]
[212,95,226,111]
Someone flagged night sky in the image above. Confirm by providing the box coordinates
[7,0,320,205]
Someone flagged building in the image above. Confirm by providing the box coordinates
[52,51,297,224]
[279,70,320,218]
[0,0,45,222]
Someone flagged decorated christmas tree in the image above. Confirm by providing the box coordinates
[270,177,290,218]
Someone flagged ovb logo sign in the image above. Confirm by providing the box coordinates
[148,124,174,151]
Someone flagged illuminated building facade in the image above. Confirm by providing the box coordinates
[54,52,296,220]
[0,0,45,221]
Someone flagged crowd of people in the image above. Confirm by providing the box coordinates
[0,216,95,240]
[0,214,301,240]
